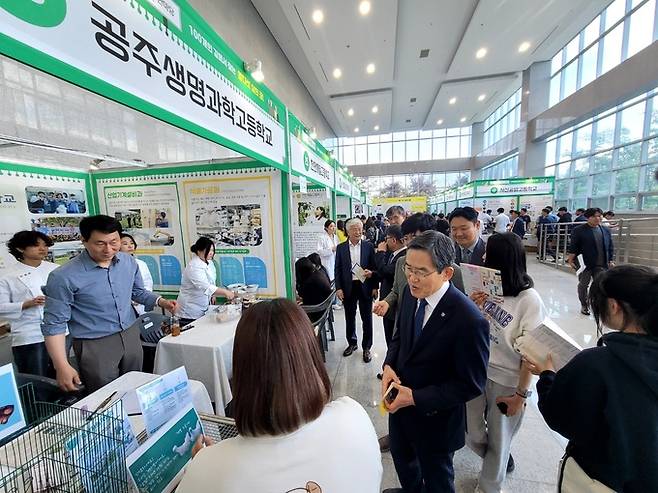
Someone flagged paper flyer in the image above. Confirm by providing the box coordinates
[460,263,504,300]
[126,404,203,493]
[515,318,583,372]
[135,367,193,436]
[0,364,26,442]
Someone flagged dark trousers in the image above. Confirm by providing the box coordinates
[383,317,395,346]
[343,280,373,350]
[72,324,143,393]
[578,266,606,308]
[390,414,455,493]
[12,342,54,378]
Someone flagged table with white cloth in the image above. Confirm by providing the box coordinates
[153,311,239,416]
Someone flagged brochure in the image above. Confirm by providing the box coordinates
[126,403,203,493]
[0,363,26,441]
[514,318,583,371]
[460,263,504,300]
[135,367,193,436]
[351,263,367,283]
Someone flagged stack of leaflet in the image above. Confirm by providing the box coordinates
[514,318,583,371]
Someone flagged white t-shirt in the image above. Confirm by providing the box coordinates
[480,288,547,388]
[177,396,382,493]
[494,213,510,234]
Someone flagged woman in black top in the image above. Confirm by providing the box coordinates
[295,257,332,323]
[525,265,658,492]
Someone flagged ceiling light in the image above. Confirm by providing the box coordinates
[374,125,380,131]
[436,119,444,125]
[478,93,486,101]
[332,67,342,79]
[460,117,467,123]
[449,97,457,105]
[371,105,378,113]
[366,63,376,74]
[354,127,359,133]
[244,59,264,82]
[347,108,354,116]
[518,41,531,53]
[359,1,371,15]
[476,47,487,59]
[312,9,324,24]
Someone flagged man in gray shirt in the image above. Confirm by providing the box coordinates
[42,215,177,392]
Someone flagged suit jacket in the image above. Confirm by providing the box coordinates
[334,240,378,298]
[569,224,614,270]
[376,249,405,320]
[454,237,486,266]
[384,284,490,453]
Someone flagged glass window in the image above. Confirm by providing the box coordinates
[432,173,446,190]
[367,134,379,144]
[627,0,656,58]
[433,138,446,159]
[591,196,610,209]
[445,172,460,188]
[392,132,406,141]
[601,23,623,74]
[595,114,616,150]
[545,138,557,166]
[343,145,355,166]
[641,194,658,210]
[559,132,574,160]
[447,127,460,137]
[433,129,447,138]
[380,141,392,163]
[549,75,561,107]
[592,150,613,172]
[355,136,367,145]
[642,164,658,191]
[405,131,419,140]
[617,142,643,168]
[367,143,380,164]
[406,139,419,161]
[573,176,589,197]
[562,61,578,98]
[649,96,658,136]
[419,130,433,139]
[551,50,564,74]
[619,102,646,144]
[592,173,611,196]
[575,124,592,155]
[583,15,601,45]
[573,157,590,176]
[565,35,580,62]
[558,161,572,179]
[556,179,570,197]
[419,139,432,160]
[605,0,626,30]
[393,141,405,162]
[614,195,638,210]
[446,136,460,158]
[580,42,599,87]
[615,167,640,193]
[355,144,367,165]
[545,165,556,177]
[379,133,393,142]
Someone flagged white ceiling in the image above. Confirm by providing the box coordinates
[252,0,611,136]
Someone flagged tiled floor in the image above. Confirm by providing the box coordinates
[326,256,597,492]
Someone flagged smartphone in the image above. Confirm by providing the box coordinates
[496,402,508,415]
[383,382,399,404]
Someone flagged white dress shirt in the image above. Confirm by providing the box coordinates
[176,256,219,320]
[348,240,362,281]
[417,280,451,329]
[494,213,511,234]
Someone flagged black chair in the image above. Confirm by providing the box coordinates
[15,373,85,407]
[301,290,335,361]
[133,311,169,373]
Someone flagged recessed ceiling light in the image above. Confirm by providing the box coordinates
[312,9,324,24]
[366,63,376,74]
[478,93,486,101]
[359,1,371,15]
[518,41,531,53]
[449,97,457,105]
[476,47,487,59]
[371,105,378,113]
[460,117,467,123]
[354,127,360,133]
[347,108,354,116]
[436,119,444,125]
[374,125,380,131]
[332,67,342,79]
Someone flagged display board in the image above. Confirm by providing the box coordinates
[292,189,331,258]
[335,195,350,219]
[372,196,428,215]
[95,165,286,297]
[518,194,555,223]
[474,196,518,214]
[0,163,90,274]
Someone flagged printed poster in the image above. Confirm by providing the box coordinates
[103,184,185,290]
[292,189,331,258]
[0,364,26,441]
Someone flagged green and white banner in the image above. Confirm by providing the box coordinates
[335,167,352,196]
[475,177,554,197]
[0,0,286,167]
[288,112,334,188]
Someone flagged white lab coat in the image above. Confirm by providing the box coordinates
[176,256,219,320]
[0,261,59,346]
[316,232,338,281]
[133,258,154,315]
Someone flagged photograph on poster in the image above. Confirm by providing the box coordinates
[297,202,329,227]
[30,217,82,242]
[114,209,143,229]
[195,205,263,247]
[46,244,85,266]
[125,229,176,247]
[25,187,86,214]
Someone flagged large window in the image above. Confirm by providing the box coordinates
[483,88,522,149]
[361,171,471,198]
[323,127,471,166]
[550,0,658,107]
[544,86,658,212]
[480,153,519,180]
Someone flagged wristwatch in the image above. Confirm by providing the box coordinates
[516,388,533,399]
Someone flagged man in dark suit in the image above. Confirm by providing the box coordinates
[382,231,490,493]
[567,207,614,315]
[375,224,405,346]
[334,218,379,362]
[448,206,486,266]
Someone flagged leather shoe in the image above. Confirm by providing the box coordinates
[507,454,515,473]
[376,373,383,380]
[342,345,357,357]
[580,306,591,316]
[363,349,372,363]
[378,434,390,452]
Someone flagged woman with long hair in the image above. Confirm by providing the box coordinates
[336,219,348,243]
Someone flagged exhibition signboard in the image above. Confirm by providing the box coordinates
[0,0,286,168]
[335,168,352,196]
[288,112,335,188]
[372,196,428,215]
[475,177,554,197]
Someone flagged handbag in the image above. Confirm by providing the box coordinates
[558,452,615,493]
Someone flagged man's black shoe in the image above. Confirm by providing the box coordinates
[507,454,515,474]
[378,435,390,452]
[376,373,383,380]
[580,306,591,316]
[363,350,372,363]
[342,345,357,357]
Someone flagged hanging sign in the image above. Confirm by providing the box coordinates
[335,168,352,196]
[288,112,334,188]
[0,0,286,168]
[475,177,555,197]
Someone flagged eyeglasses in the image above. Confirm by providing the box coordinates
[404,263,436,278]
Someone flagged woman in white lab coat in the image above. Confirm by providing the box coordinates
[316,219,338,282]
[177,237,235,327]
[0,231,59,376]
[120,233,154,315]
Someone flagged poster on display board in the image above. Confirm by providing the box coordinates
[372,196,428,215]
[518,195,555,224]
[474,196,518,215]
[352,201,364,216]
[292,190,331,258]
[335,195,350,219]
[458,199,474,208]
[0,1,286,168]
[0,168,88,274]
[102,183,185,290]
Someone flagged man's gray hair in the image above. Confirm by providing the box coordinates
[407,230,455,272]
[346,218,363,231]
[386,205,405,218]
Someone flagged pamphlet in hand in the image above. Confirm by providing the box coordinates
[126,403,204,493]
[576,254,586,276]
[0,363,26,441]
[460,263,504,301]
[352,263,367,283]
[514,318,583,371]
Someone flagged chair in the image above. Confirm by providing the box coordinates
[132,311,169,373]
[301,290,335,361]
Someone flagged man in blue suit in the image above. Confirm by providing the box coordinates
[334,218,379,362]
[448,206,486,266]
[382,231,490,493]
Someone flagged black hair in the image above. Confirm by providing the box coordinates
[386,205,405,218]
[120,232,137,248]
[558,206,568,212]
[496,207,505,213]
[520,208,527,213]
[589,265,658,336]
[323,219,335,230]
[604,210,615,217]
[576,208,585,214]
[336,220,346,233]
[484,233,533,297]
[7,230,53,260]
[486,209,492,214]
[448,206,478,224]
[435,218,450,236]
[295,257,317,291]
[385,224,403,241]
[79,215,122,241]
[191,236,215,260]
[307,252,322,269]
[365,217,376,229]
[546,206,553,211]
[584,207,603,218]
[541,208,550,214]
[407,231,455,272]
[401,213,437,236]
[438,213,445,219]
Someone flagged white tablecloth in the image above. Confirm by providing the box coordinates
[153,312,239,416]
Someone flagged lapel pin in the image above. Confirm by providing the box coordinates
[440,312,445,317]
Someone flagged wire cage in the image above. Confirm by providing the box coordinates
[0,383,129,493]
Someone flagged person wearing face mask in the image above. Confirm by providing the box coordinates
[448,207,486,266]
[119,233,154,315]
[316,219,338,282]
[176,237,235,328]
[524,265,658,492]
[0,231,58,377]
